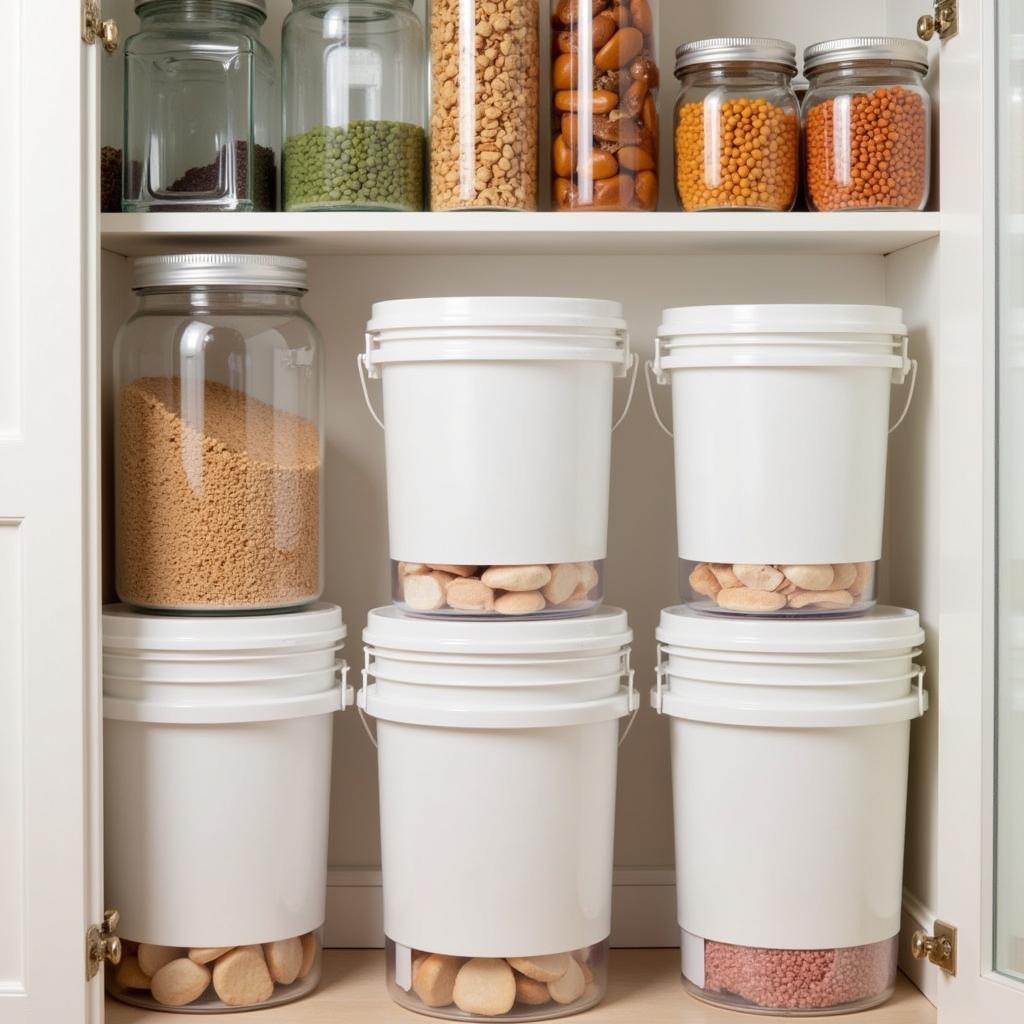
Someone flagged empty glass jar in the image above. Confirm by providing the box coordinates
[114,254,324,613]
[283,0,426,211]
[122,0,277,211]
[673,37,799,212]
[803,37,931,212]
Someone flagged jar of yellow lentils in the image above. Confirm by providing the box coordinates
[673,38,799,212]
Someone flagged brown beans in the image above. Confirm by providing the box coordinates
[551,0,658,211]
[674,95,797,210]
[805,86,927,211]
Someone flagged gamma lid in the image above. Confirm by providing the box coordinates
[658,304,907,339]
[657,605,924,655]
[367,296,627,333]
[103,603,345,653]
[133,254,307,291]
[364,605,632,655]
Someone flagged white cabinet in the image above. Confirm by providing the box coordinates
[2,0,1022,1021]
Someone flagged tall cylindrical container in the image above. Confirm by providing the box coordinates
[103,604,349,1012]
[360,607,636,1020]
[654,606,928,1015]
[550,0,660,211]
[428,0,541,210]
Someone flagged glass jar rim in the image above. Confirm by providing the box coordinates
[803,36,929,75]
[674,37,797,76]
[136,0,267,14]
[290,0,413,7]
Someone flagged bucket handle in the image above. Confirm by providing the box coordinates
[358,350,385,430]
[889,346,918,434]
[612,351,640,433]
[357,648,638,747]
[644,358,674,438]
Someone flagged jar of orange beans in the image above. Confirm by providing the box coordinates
[673,38,799,212]
[803,37,930,212]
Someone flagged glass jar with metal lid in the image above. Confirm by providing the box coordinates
[672,37,799,212]
[122,0,277,212]
[114,254,324,613]
[282,0,426,212]
[802,37,930,212]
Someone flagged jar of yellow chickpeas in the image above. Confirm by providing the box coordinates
[673,37,799,211]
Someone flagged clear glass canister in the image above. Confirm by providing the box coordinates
[108,932,323,1012]
[673,38,799,212]
[803,37,930,212]
[123,0,278,212]
[114,255,323,613]
[550,0,660,211]
[283,0,426,211]
[386,938,608,1021]
[429,0,540,210]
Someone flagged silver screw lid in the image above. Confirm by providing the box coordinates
[803,37,929,75]
[674,37,797,76]
[132,254,308,291]
[136,0,267,14]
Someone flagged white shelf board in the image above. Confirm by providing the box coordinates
[100,211,941,258]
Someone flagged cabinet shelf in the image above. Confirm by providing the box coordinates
[104,949,935,1023]
[100,211,940,258]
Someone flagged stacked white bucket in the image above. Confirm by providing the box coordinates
[650,305,929,1015]
[359,297,637,1020]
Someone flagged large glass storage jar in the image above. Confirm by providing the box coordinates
[803,37,930,212]
[550,0,660,211]
[283,0,425,211]
[673,38,799,212]
[122,0,277,212]
[429,0,540,211]
[114,254,324,613]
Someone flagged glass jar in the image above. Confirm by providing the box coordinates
[429,0,540,211]
[123,0,277,212]
[550,0,660,211]
[282,0,426,211]
[802,37,930,212]
[114,254,324,612]
[673,38,799,212]
[385,939,609,1020]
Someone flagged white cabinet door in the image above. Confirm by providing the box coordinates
[0,3,105,1023]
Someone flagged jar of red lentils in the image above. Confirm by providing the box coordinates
[672,38,799,212]
[803,37,930,212]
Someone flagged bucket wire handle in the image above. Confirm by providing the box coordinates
[612,351,640,433]
[618,648,639,746]
[645,359,673,438]
[913,663,927,716]
[336,660,353,710]
[889,354,919,435]
[357,349,385,431]
[652,643,668,714]
[357,649,379,748]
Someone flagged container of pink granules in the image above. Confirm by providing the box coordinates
[653,606,927,1015]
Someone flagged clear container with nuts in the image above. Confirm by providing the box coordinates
[114,254,324,613]
[550,0,659,211]
[684,561,877,617]
[429,0,540,210]
[802,38,930,212]
[107,933,323,1012]
[673,38,799,212]
[395,561,603,618]
[386,940,607,1020]
[682,935,898,1016]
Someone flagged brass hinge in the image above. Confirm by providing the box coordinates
[86,909,122,980]
[918,0,959,41]
[82,0,120,54]
[911,919,957,976]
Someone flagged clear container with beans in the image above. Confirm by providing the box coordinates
[113,254,324,613]
[683,561,877,617]
[429,0,540,211]
[386,940,608,1020]
[802,37,930,212]
[282,0,426,212]
[672,38,799,212]
[108,933,323,1012]
[550,0,659,211]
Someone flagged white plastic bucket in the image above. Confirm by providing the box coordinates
[651,305,915,565]
[360,607,636,958]
[103,604,350,948]
[653,605,927,955]
[361,297,633,565]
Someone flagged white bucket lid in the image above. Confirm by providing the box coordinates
[367,296,627,333]
[658,304,907,339]
[103,603,346,654]
[657,605,924,655]
[364,605,632,656]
